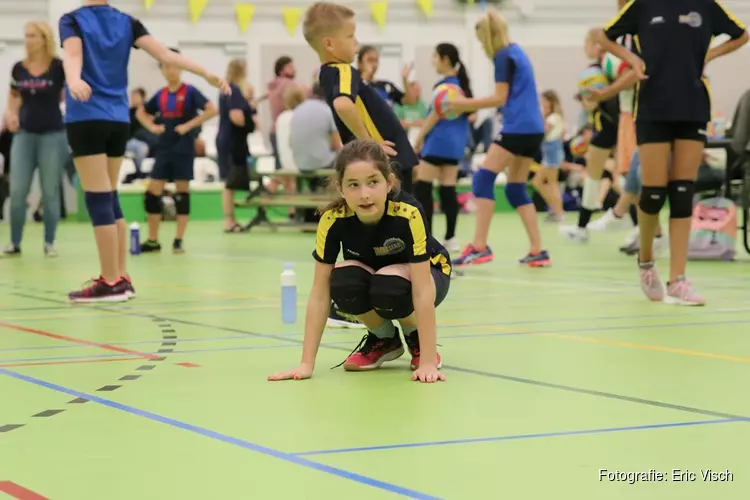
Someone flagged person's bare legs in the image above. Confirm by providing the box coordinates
[507,156,543,254]
[106,157,128,279]
[470,144,512,250]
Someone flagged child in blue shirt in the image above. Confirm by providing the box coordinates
[446,9,550,268]
[136,48,218,254]
[59,0,228,303]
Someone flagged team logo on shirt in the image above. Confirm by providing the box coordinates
[679,12,702,28]
[374,237,406,256]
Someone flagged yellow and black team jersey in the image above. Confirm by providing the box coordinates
[318,63,419,171]
[589,62,621,130]
[605,0,746,123]
[312,190,451,276]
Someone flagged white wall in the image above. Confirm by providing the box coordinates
[1,0,749,138]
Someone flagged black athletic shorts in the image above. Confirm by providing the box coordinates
[420,155,460,167]
[151,153,195,181]
[494,133,544,159]
[66,120,130,158]
[432,267,450,307]
[590,111,619,150]
[636,121,707,145]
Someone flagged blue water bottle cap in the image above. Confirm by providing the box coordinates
[284,262,293,270]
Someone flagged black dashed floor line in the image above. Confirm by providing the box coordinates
[0,285,180,435]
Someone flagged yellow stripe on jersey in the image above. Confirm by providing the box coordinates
[332,63,352,95]
[430,254,452,276]
[315,206,354,260]
[355,96,385,142]
[387,201,427,257]
[604,0,636,31]
[715,0,746,30]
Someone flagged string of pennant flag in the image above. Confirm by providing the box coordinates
[142,0,455,35]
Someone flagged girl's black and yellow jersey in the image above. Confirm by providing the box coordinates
[604,0,746,123]
[318,62,419,172]
[312,190,452,276]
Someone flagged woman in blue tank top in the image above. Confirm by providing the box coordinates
[412,43,472,255]
[446,9,550,269]
[59,0,229,303]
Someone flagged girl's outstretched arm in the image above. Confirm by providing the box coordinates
[410,260,444,383]
[268,262,332,381]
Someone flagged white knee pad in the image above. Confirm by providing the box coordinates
[581,177,602,211]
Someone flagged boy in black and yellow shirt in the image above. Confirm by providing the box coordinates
[302,2,418,194]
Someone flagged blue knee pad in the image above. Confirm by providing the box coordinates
[504,182,532,209]
[84,191,116,226]
[112,191,124,220]
[472,168,498,200]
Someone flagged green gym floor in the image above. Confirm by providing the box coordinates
[1,214,749,500]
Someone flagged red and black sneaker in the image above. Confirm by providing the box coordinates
[68,277,129,303]
[121,275,136,299]
[337,331,405,371]
[405,331,442,371]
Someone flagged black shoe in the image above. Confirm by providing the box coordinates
[173,238,184,254]
[141,240,161,252]
[326,302,366,329]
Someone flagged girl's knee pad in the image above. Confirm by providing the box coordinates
[369,274,413,320]
[472,168,497,200]
[504,182,531,208]
[638,186,668,215]
[84,191,115,226]
[330,266,372,316]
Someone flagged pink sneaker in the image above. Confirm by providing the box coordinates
[404,331,443,371]
[664,277,706,306]
[638,261,664,301]
[340,332,404,371]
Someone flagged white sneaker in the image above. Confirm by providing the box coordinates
[443,237,461,253]
[587,208,633,232]
[44,244,58,258]
[559,225,589,243]
[623,226,640,246]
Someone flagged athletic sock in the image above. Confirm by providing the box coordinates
[629,204,638,226]
[370,320,396,339]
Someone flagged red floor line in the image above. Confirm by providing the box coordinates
[0,481,49,500]
[0,356,144,368]
[0,322,159,360]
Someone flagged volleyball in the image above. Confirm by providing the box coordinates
[431,83,464,120]
[577,66,609,97]
[602,53,627,81]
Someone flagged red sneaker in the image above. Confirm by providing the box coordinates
[69,277,129,303]
[405,331,442,371]
[341,332,405,371]
[121,275,136,299]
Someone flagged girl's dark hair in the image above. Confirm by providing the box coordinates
[320,139,400,214]
[357,45,378,65]
[435,43,473,98]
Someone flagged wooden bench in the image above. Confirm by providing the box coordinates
[234,167,336,231]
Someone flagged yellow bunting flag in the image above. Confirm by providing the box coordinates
[235,4,255,33]
[282,7,303,35]
[416,0,432,17]
[370,1,387,29]
[188,0,208,24]
[144,0,154,10]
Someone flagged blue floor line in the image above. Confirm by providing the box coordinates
[293,417,747,456]
[0,367,442,500]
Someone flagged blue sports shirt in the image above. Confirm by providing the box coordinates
[144,84,209,156]
[59,5,149,123]
[421,76,470,162]
[493,44,544,135]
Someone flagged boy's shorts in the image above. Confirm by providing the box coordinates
[151,153,195,181]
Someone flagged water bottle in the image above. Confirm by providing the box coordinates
[281,262,297,324]
[130,222,141,255]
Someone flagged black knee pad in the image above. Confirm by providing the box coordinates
[601,169,614,181]
[330,266,372,316]
[370,274,413,320]
[667,180,695,219]
[638,186,668,215]
[144,191,162,215]
[174,192,191,216]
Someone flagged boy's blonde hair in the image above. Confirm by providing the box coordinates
[283,84,306,110]
[475,9,510,59]
[303,2,355,50]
